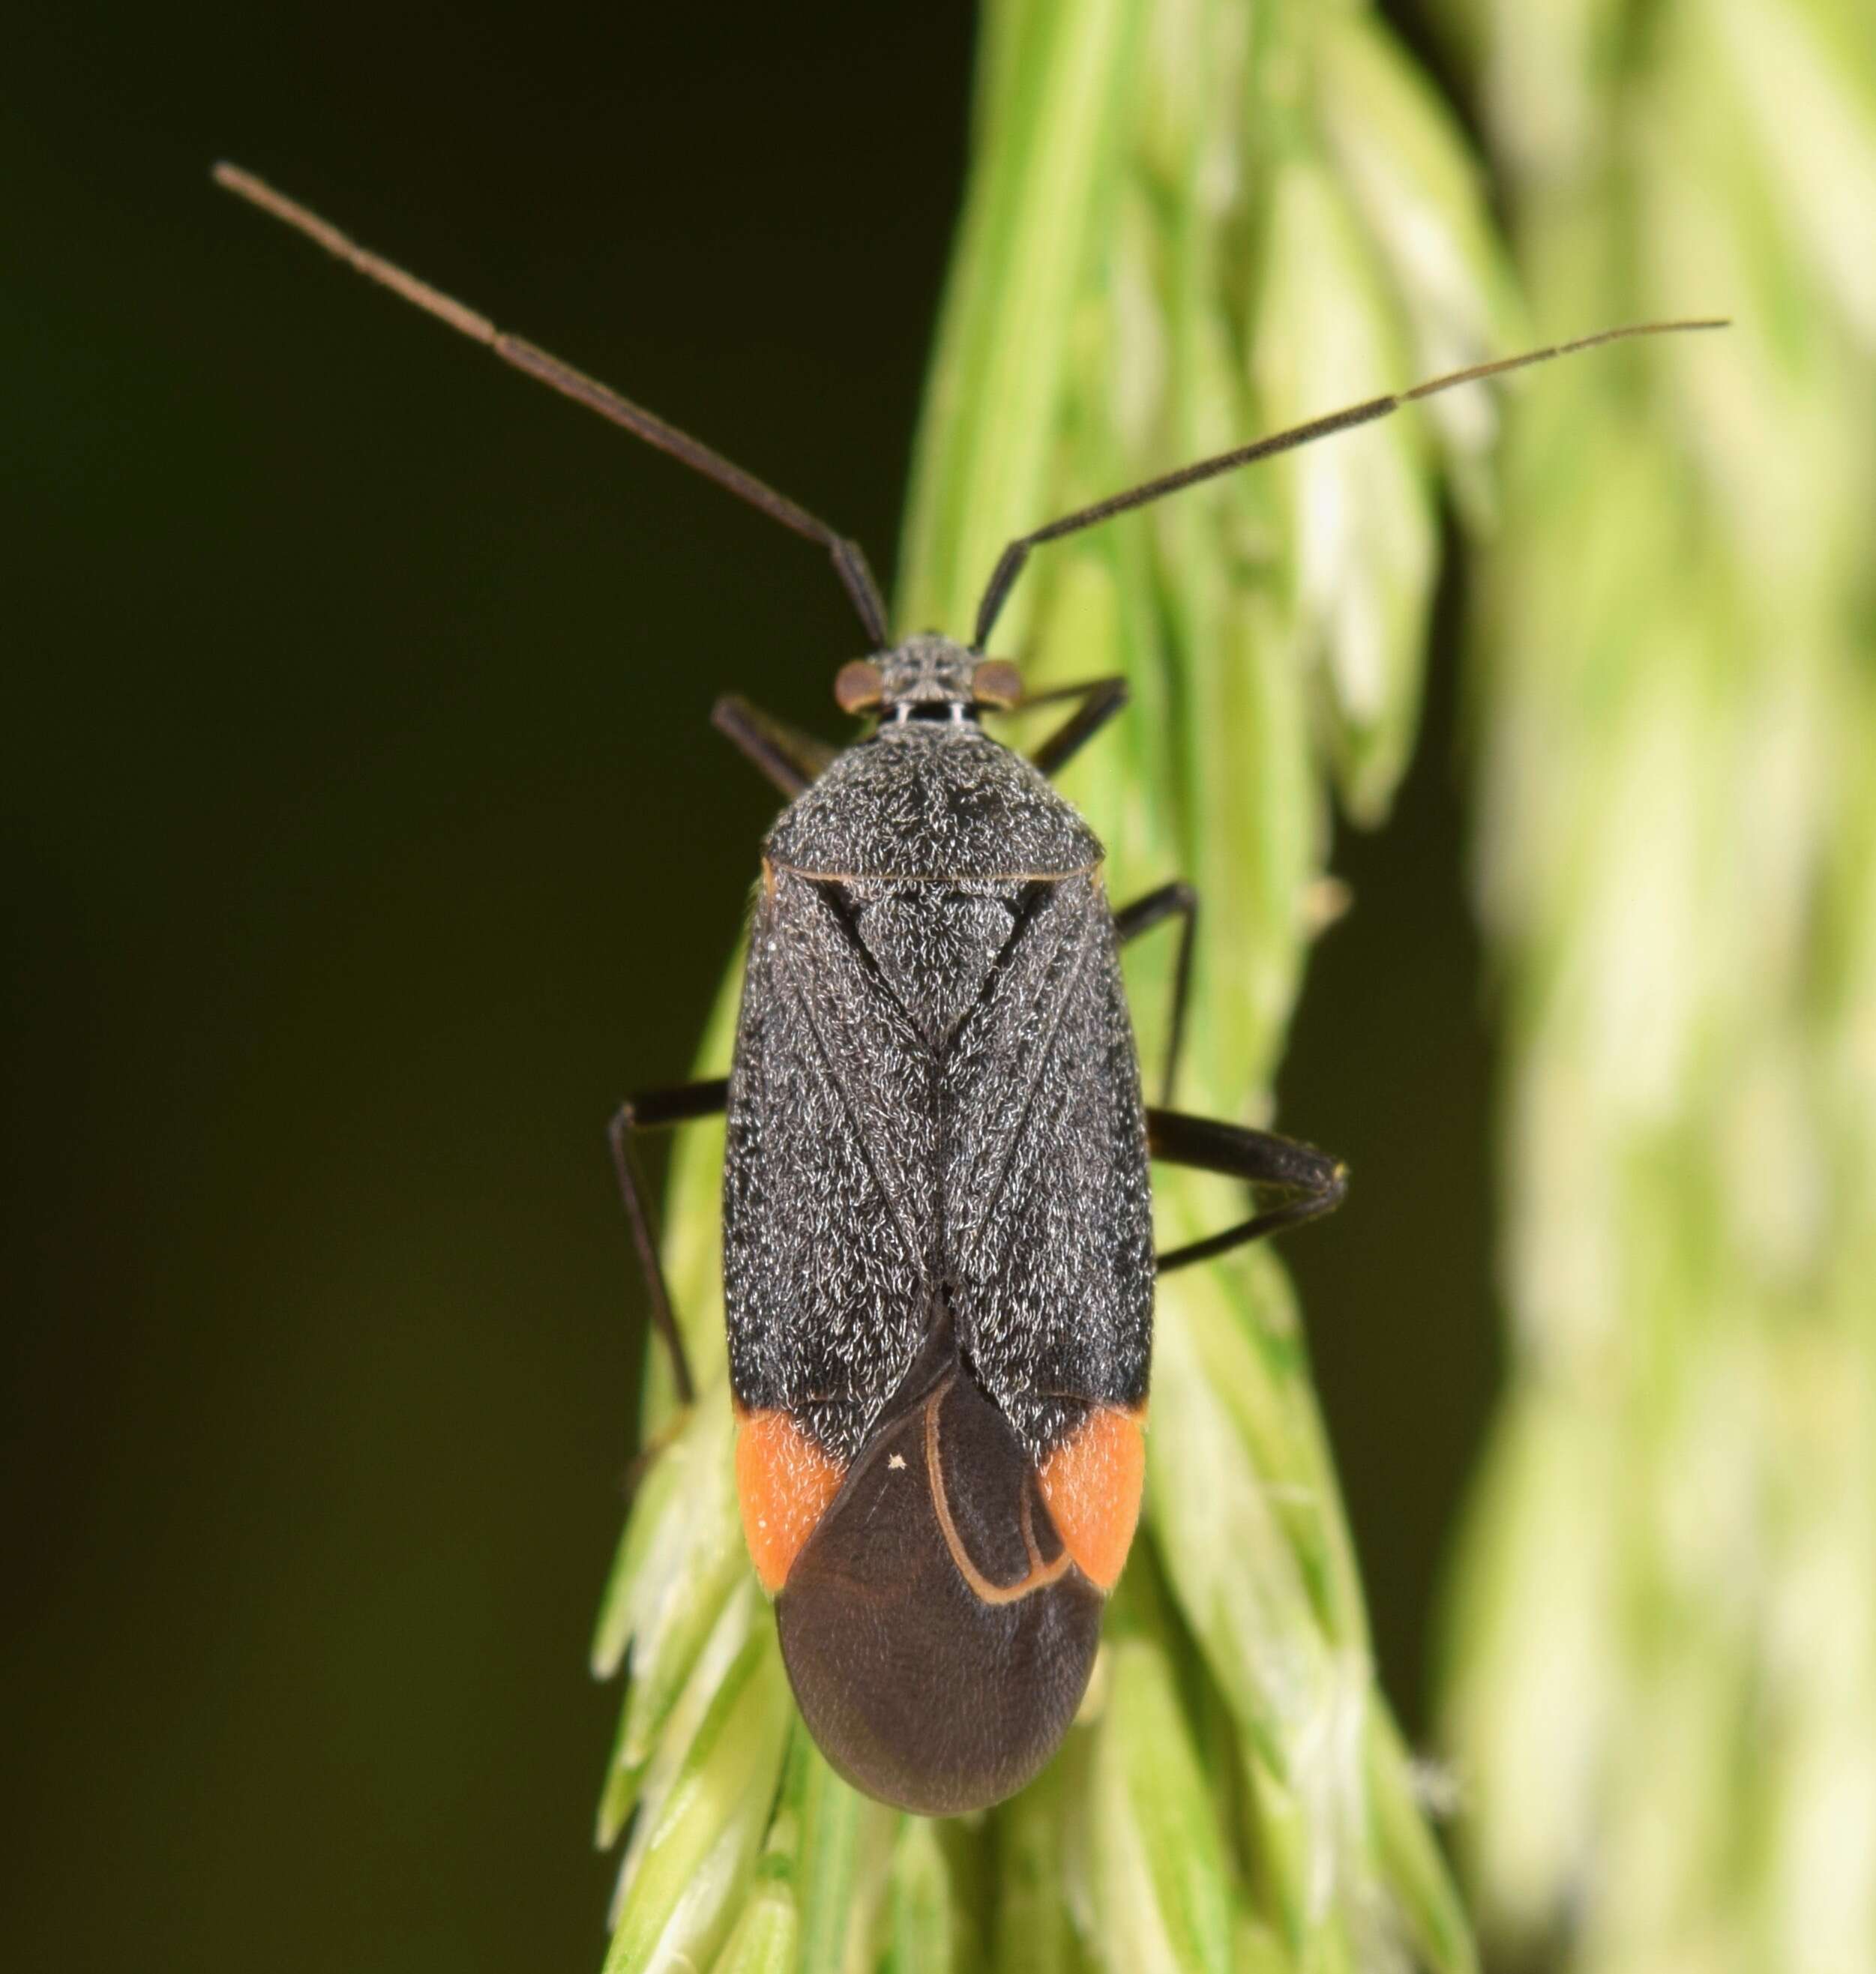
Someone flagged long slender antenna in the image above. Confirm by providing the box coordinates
[213,163,891,648]
[972,316,1729,649]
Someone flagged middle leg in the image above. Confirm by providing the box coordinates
[1146,1107,1347,1273]
[1113,880,1197,1107]
[607,1075,730,1404]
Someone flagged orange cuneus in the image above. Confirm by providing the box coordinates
[734,1407,847,1593]
[1037,1404,1146,1592]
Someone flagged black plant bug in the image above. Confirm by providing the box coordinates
[214,163,1725,1817]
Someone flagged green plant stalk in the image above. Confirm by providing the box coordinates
[1433,1,1876,1969]
[593,2,1533,1966]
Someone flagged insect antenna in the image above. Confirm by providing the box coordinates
[212,163,891,648]
[971,316,1730,649]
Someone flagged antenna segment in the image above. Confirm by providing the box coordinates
[972,316,1729,649]
[213,164,891,647]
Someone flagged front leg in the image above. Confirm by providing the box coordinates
[1017,676,1130,779]
[1113,880,1198,1107]
[711,695,835,798]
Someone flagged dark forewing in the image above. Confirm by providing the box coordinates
[945,874,1154,1458]
[723,871,939,1461]
[729,722,1152,1472]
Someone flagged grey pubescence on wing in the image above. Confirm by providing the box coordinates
[946,876,1153,1456]
[723,721,1155,1467]
[722,880,936,1461]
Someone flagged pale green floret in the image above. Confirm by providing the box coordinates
[1435,5,1876,1974]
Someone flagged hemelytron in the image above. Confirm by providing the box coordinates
[214,161,1724,1815]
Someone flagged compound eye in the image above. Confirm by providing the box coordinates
[834,660,885,714]
[971,659,1023,709]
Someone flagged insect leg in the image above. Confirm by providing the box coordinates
[1112,882,1198,1106]
[1020,677,1131,778]
[711,695,835,798]
[607,1077,729,1403]
[1146,1107,1347,1273]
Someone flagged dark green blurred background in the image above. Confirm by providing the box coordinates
[3,5,1492,1969]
